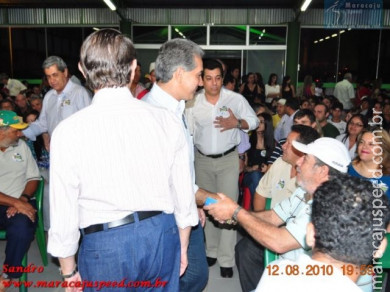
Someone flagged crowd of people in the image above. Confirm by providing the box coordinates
[0,28,389,292]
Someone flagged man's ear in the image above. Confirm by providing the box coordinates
[306,222,316,248]
[64,68,69,78]
[173,66,184,83]
[129,59,137,84]
[78,63,86,78]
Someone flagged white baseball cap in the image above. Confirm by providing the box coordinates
[292,137,351,173]
[277,98,286,105]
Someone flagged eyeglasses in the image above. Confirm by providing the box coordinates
[349,122,364,127]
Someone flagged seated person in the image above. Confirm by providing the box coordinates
[256,175,389,291]
[0,110,40,289]
[242,112,274,203]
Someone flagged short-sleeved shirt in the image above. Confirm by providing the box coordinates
[273,187,312,260]
[0,139,40,198]
[256,157,297,207]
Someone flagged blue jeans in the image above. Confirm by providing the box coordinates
[79,213,180,292]
[242,171,263,204]
[180,222,208,292]
[0,201,37,279]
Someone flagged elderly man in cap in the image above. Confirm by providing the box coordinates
[0,110,40,290]
[205,137,351,286]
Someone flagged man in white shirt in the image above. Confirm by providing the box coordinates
[186,59,258,278]
[22,56,91,148]
[48,29,197,291]
[256,175,389,292]
[0,111,40,289]
[144,38,216,292]
[333,73,355,111]
[0,73,27,97]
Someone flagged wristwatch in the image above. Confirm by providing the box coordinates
[236,119,242,129]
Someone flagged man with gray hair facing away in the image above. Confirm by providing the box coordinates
[144,38,219,292]
[333,72,355,112]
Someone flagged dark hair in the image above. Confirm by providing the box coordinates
[0,99,15,110]
[79,28,136,90]
[331,101,344,111]
[250,112,274,157]
[223,74,235,87]
[342,114,368,143]
[282,75,291,89]
[312,175,390,265]
[23,109,40,123]
[294,109,316,124]
[203,59,223,77]
[315,102,329,113]
[267,73,278,86]
[285,98,300,111]
[291,124,319,145]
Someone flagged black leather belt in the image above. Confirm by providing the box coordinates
[81,211,162,235]
[198,146,236,159]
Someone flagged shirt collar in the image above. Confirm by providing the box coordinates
[92,87,134,105]
[149,83,185,117]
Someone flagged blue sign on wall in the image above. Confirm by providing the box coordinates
[324,0,382,29]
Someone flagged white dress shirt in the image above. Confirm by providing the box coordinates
[143,83,200,197]
[23,79,91,140]
[186,87,259,155]
[333,79,355,110]
[48,87,197,258]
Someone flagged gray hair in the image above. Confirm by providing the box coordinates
[155,38,204,83]
[42,56,67,72]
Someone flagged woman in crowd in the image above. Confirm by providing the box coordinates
[302,75,315,98]
[336,114,367,159]
[242,112,275,206]
[265,73,280,106]
[240,72,262,105]
[348,126,390,200]
[280,75,295,99]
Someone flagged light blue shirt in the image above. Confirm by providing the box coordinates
[23,79,91,140]
[273,187,312,260]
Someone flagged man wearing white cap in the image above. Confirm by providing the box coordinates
[205,137,351,286]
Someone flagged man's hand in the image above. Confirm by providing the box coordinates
[214,109,238,132]
[180,250,188,276]
[204,193,238,222]
[12,199,36,222]
[64,272,83,292]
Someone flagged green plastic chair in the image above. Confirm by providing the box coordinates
[263,198,279,267]
[0,177,48,292]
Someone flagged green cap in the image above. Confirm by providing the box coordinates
[0,110,28,130]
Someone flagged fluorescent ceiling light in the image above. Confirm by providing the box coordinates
[103,0,116,11]
[314,40,318,43]
[300,0,312,11]
[319,38,324,42]
[93,27,100,31]
[332,33,337,37]
[325,36,330,39]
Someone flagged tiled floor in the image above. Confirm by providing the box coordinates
[0,238,242,292]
